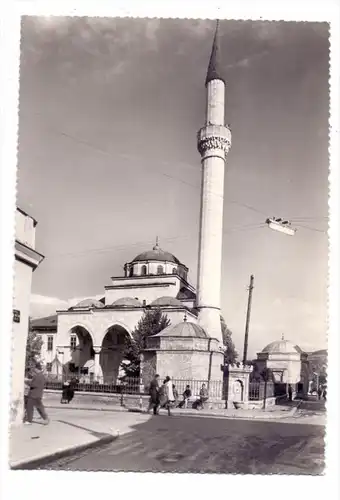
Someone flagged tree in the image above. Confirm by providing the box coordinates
[121,308,170,378]
[25,320,43,373]
[220,316,238,365]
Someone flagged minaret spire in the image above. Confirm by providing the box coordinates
[206,20,225,87]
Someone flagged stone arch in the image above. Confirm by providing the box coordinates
[100,324,131,384]
[233,379,244,402]
[64,324,95,378]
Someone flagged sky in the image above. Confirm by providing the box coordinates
[17,17,329,357]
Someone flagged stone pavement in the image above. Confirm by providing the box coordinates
[9,409,151,469]
[41,411,325,474]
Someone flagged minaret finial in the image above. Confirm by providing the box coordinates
[153,236,159,251]
[205,19,225,86]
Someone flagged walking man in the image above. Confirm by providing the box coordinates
[25,362,49,425]
[147,374,160,415]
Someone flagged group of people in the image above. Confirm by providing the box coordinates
[24,362,49,425]
[147,374,209,416]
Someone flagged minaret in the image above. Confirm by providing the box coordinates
[196,21,231,344]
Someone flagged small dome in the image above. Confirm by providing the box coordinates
[151,296,184,307]
[111,297,142,307]
[262,340,299,354]
[154,321,208,339]
[72,298,104,309]
[132,242,180,265]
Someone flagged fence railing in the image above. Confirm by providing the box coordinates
[45,376,276,401]
[249,381,275,401]
[45,375,225,397]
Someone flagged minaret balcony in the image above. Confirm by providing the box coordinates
[197,124,232,157]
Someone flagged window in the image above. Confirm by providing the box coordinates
[172,267,177,274]
[141,265,147,275]
[46,362,52,373]
[129,266,134,277]
[47,336,53,351]
[70,335,77,350]
[157,265,164,275]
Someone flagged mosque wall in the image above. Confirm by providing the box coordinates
[105,282,180,305]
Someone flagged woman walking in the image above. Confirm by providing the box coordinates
[160,376,175,416]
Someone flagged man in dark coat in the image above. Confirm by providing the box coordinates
[147,374,160,415]
[25,362,49,425]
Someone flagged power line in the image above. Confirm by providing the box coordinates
[46,222,267,260]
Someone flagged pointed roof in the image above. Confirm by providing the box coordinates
[206,20,225,86]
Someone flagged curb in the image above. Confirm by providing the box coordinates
[10,433,118,470]
[45,403,298,420]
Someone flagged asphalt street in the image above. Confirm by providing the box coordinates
[41,410,325,475]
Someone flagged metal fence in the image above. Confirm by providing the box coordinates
[45,376,276,401]
[249,381,275,401]
[45,375,225,397]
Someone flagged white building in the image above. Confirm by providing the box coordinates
[33,241,198,383]
[11,208,44,425]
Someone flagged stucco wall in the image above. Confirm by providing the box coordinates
[11,259,33,424]
[15,210,35,248]
[105,282,180,305]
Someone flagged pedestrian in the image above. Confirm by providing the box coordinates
[25,362,49,425]
[317,385,322,400]
[172,384,179,406]
[164,376,175,416]
[23,372,31,422]
[288,384,293,402]
[194,383,209,410]
[147,374,160,415]
[322,386,327,401]
[178,385,192,408]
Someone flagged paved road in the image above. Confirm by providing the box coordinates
[41,413,325,475]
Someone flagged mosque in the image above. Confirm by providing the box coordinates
[33,22,311,398]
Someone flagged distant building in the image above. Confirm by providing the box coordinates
[11,208,44,425]
[254,338,310,395]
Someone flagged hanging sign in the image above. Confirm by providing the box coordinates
[13,309,21,323]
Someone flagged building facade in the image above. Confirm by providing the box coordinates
[11,208,44,425]
[34,242,198,383]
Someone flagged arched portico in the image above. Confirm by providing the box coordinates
[63,325,95,378]
[100,324,130,384]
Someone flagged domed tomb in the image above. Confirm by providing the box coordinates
[261,339,300,354]
[154,320,208,339]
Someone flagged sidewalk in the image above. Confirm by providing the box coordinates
[44,398,300,420]
[9,409,150,470]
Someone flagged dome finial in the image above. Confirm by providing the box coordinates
[153,235,160,251]
[183,311,187,322]
[281,333,285,341]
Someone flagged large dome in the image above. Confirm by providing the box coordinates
[111,297,142,308]
[132,243,180,265]
[72,298,104,309]
[262,340,299,354]
[151,296,184,307]
[154,321,208,339]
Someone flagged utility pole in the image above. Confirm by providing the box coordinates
[242,274,254,366]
